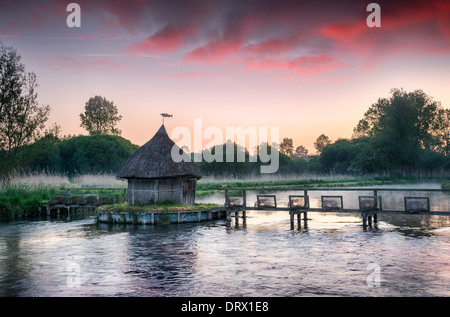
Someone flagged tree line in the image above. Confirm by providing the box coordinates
[0,45,130,179]
[1,45,449,180]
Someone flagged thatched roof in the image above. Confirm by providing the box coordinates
[116,124,202,180]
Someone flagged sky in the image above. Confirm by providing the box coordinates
[1,0,449,154]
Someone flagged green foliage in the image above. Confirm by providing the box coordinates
[280,138,294,156]
[320,139,357,173]
[0,183,58,220]
[314,134,331,154]
[31,134,139,175]
[196,141,258,177]
[80,95,122,135]
[326,88,450,177]
[0,45,51,176]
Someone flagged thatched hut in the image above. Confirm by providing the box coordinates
[116,124,202,205]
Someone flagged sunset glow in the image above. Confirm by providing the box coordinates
[1,0,449,153]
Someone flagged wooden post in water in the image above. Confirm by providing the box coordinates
[225,190,229,207]
[362,211,367,229]
[290,210,295,230]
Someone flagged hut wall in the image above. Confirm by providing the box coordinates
[128,179,157,205]
[128,177,198,205]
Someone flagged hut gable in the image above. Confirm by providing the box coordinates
[116,124,202,180]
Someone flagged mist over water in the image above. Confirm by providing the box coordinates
[0,184,449,297]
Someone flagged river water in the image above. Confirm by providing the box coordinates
[1,184,450,297]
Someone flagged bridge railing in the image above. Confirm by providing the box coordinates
[219,187,450,215]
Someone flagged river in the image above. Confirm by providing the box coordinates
[1,183,450,297]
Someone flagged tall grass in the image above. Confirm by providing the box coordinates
[0,183,59,220]
[0,172,126,220]
[70,173,127,188]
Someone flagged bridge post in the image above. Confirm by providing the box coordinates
[362,211,367,228]
[290,210,295,230]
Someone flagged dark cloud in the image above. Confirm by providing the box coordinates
[1,0,448,75]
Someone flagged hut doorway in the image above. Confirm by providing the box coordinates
[183,178,197,205]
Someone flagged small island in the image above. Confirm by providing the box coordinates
[97,200,224,225]
[97,122,226,225]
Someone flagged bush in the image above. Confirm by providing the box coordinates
[31,134,139,175]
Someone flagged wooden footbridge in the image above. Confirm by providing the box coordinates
[220,187,450,230]
[42,186,450,230]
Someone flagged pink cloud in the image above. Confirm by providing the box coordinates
[129,23,198,53]
[184,40,243,64]
[4,0,447,78]
[320,0,450,57]
[120,1,360,77]
[244,54,347,76]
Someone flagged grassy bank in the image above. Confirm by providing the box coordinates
[196,175,445,196]
[442,180,450,189]
[97,201,219,214]
[0,172,126,221]
[0,183,59,220]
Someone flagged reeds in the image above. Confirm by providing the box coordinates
[0,171,126,220]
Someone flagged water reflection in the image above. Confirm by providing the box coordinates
[0,185,449,297]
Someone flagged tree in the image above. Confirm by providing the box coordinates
[80,95,122,135]
[197,141,256,177]
[320,138,357,173]
[353,88,445,150]
[31,134,139,175]
[433,108,450,156]
[294,145,308,158]
[280,137,294,156]
[352,88,447,170]
[314,134,331,154]
[0,45,50,174]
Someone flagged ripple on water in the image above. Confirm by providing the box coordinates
[0,209,450,296]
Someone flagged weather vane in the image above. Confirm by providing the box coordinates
[161,113,173,124]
